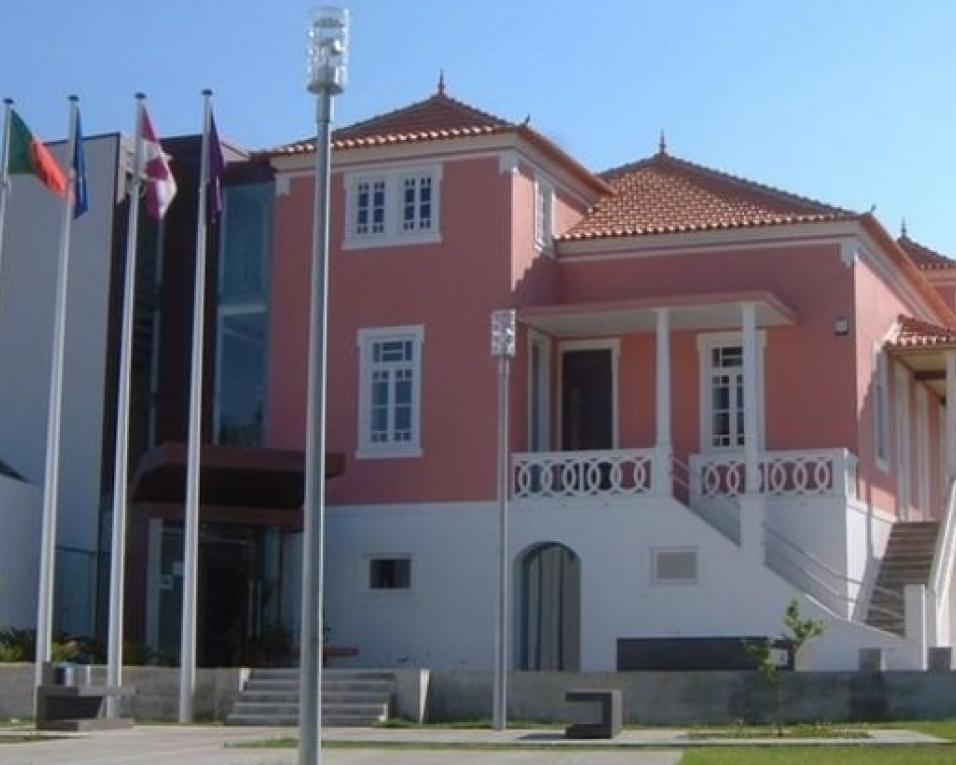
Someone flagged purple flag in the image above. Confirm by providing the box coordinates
[206,113,225,225]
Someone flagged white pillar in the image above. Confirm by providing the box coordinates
[740,302,764,558]
[946,351,956,483]
[655,308,672,497]
[904,583,928,670]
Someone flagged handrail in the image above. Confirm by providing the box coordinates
[763,522,904,622]
[929,477,956,603]
[674,456,741,544]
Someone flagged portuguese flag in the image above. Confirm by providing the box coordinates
[7,111,67,197]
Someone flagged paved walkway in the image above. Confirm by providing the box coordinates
[0,724,945,764]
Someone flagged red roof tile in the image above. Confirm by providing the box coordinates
[897,234,956,271]
[889,315,956,350]
[270,90,512,154]
[559,151,856,241]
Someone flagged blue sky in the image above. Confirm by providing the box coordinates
[3,0,955,253]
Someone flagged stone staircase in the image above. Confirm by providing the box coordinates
[866,521,939,635]
[226,668,395,727]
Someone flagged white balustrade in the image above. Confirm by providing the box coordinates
[512,449,655,499]
[690,449,858,503]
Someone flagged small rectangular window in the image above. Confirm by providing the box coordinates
[369,557,411,590]
[874,349,889,469]
[652,548,698,585]
[534,177,554,250]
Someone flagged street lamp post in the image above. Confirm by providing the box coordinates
[300,8,348,765]
[490,308,516,731]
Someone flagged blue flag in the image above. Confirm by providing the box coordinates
[72,111,88,218]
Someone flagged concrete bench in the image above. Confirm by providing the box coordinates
[36,663,133,731]
[564,688,623,739]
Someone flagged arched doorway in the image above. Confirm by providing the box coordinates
[518,542,581,671]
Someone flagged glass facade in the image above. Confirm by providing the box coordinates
[216,183,272,447]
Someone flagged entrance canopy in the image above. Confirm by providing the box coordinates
[130,442,345,510]
[886,315,956,398]
[519,290,795,338]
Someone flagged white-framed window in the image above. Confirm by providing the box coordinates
[528,330,551,452]
[534,175,554,251]
[874,346,890,472]
[357,325,424,458]
[367,555,412,591]
[651,547,698,585]
[344,164,442,249]
[697,332,765,452]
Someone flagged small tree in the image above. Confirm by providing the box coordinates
[744,597,826,736]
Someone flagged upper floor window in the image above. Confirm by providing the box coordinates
[357,325,424,458]
[534,176,554,251]
[345,165,442,250]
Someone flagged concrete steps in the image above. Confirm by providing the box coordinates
[226,668,394,727]
[866,521,939,636]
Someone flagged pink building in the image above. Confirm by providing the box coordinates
[259,84,956,671]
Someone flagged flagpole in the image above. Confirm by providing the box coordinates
[0,98,14,295]
[35,95,79,698]
[105,93,145,719]
[179,88,212,724]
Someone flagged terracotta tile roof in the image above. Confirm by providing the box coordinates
[270,90,513,154]
[263,86,610,194]
[889,315,956,350]
[559,151,856,241]
[897,234,956,271]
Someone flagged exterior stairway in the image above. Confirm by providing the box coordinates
[866,521,939,636]
[226,668,394,727]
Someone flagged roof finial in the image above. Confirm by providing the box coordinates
[437,69,446,96]
[658,129,667,155]
[901,216,908,239]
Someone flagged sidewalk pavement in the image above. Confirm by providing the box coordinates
[0,723,946,765]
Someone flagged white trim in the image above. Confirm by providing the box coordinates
[533,173,555,255]
[696,330,766,453]
[873,344,891,473]
[342,164,443,250]
[356,324,425,460]
[527,330,552,452]
[556,338,620,450]
[895,361,912,519]
[917,385,931,520]
[270,131,603,207]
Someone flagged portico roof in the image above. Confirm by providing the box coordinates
[886,315,956,397]
[519,290,795,338]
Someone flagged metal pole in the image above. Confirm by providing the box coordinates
[105,94,145,718]
[0,98,14,292]
[299,87,333,765]
[493,353,510,730]
[179,89,212,724]
[35,95,79,697]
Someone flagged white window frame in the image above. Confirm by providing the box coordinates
[343,164,443,250]
[697,331,766,453]
[527,330,552,452]
[650,546,699,586]
[356,325,424,459]
[895,361,911,519]
[534,174,555,253]
[873,346,890,473]
[364,553,414,594]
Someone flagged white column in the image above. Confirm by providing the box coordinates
[740,302,765,559]
[946,351,956,483]
[741,302,760,493]
[655,308,672,497]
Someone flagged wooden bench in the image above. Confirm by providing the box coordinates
[564,688,623,739]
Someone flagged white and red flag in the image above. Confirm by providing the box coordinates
[141,110,177,219]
